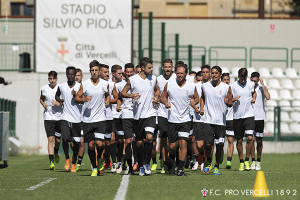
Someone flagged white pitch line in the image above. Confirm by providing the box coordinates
[26,178,56,191]
[114,175,130,200]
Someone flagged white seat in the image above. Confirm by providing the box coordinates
[290,122,300,134]
[272,67,285,78]
[265,111,274,122]
[285,68,299,79]
[192,67,201,73]
[259,67,272,78]
[279,100,292,111]
[295,79,300,89]
[247,67,257,77]
[231,67,240,77]
[221,67,230,73]
[268,79,281,89]
[281,79,295,90]
[265,122,274,134]
[291,112,300,122]
[281,122,292,135]
[280,90,292,100]
[266,99,277,107]
[293,90,300,100]
[292,100,300,106]
[280,111,290,122]
[268,89,280,100]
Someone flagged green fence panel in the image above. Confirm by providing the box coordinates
[250,47,288,68]
[208,46,247,67]
[291,48,300,69]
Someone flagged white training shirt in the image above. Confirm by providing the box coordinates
[157,73,176,118]
[112,79,125,119]
[167,80,195,123]
[82,78,108,123]
[105,79,114,121]
[41,84,62,121]
[59,82,82,123]
[193,82,202,122]
[226,106,234,121]
[253,84,265,120]
[116,80,134,119]
[231,80,255,120]
[129,74,157,120]
[202,81,229,126]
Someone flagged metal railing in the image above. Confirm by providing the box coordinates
[0,98,16,137]
[208,46,247,67]
[250,47,289,68]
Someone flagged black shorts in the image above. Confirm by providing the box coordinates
[158,116,168,138]
[44,120,62,138]
[133,116,156,141]
[153,124,159,141]
[80,122,84,136]
[225,120,234,137]
[233,117,255,140]
[106,120,113,134]
[83,121,106,143]
[204,124,226,145]
[168,121,191,143]
[122,118,134,139]
[193,122,206,141]
[113,118,124,136]
[61,120,81,143]
[254,120,264,138]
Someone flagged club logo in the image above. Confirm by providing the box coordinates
[57,37,69,61]
[186,90,189,95]
[202,188,208,197]
[102,87,105,92]
[150,81,152,86]
[219,90,222,95]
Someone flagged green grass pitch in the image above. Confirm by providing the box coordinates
[0,154,299,200]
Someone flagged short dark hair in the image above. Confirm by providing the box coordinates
[211,66,222,74]
[251,72,260,78]
[111,65,122,73]
[196,71,202,77]
[189,71,196,75]
[139,57,153,68]
[100,63,109,70]
[125,63,134,70]
[48,70,57,78]
[238,68,248,77]
[66,66,76,73]
[89,60,100,70]
[76,68,82,74]
[175,61,188,73]
[201,64,211,71]
[221,73,230,80]
[163,59,173,65]
[135,65,141,69]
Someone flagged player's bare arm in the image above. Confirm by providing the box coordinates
[225,87,233,107]
[54,87,64,106]
[110,85,119,104]
[260,78,270,100]
[75,84,92,104]
[105,85,110,106]
[161,83,171,108]
[121,79,140,99]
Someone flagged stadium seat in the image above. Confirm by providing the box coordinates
[281,122,292,135]
[268,89,280,100]
[271,68,285,78]
[292,100,300,111]
[265,100,277,111]
[285,68,299,79]
[279,100,292,111]
[265,122,274,133]
[281,79,294,90]
[259,67,272,78]
[293,90,300,100]
[192,67,201,73]
[222,67,230,73]
[291,112,300,122]
[247,67,257,77]
[280,90,292,100]
[290,122,300,134]
[265,111,274,122]
[231,67,239,77]
[268,79,281,89]
[295,79,300,89]
[280,111,291,122]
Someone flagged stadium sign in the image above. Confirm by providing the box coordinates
[35,0,132,72]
